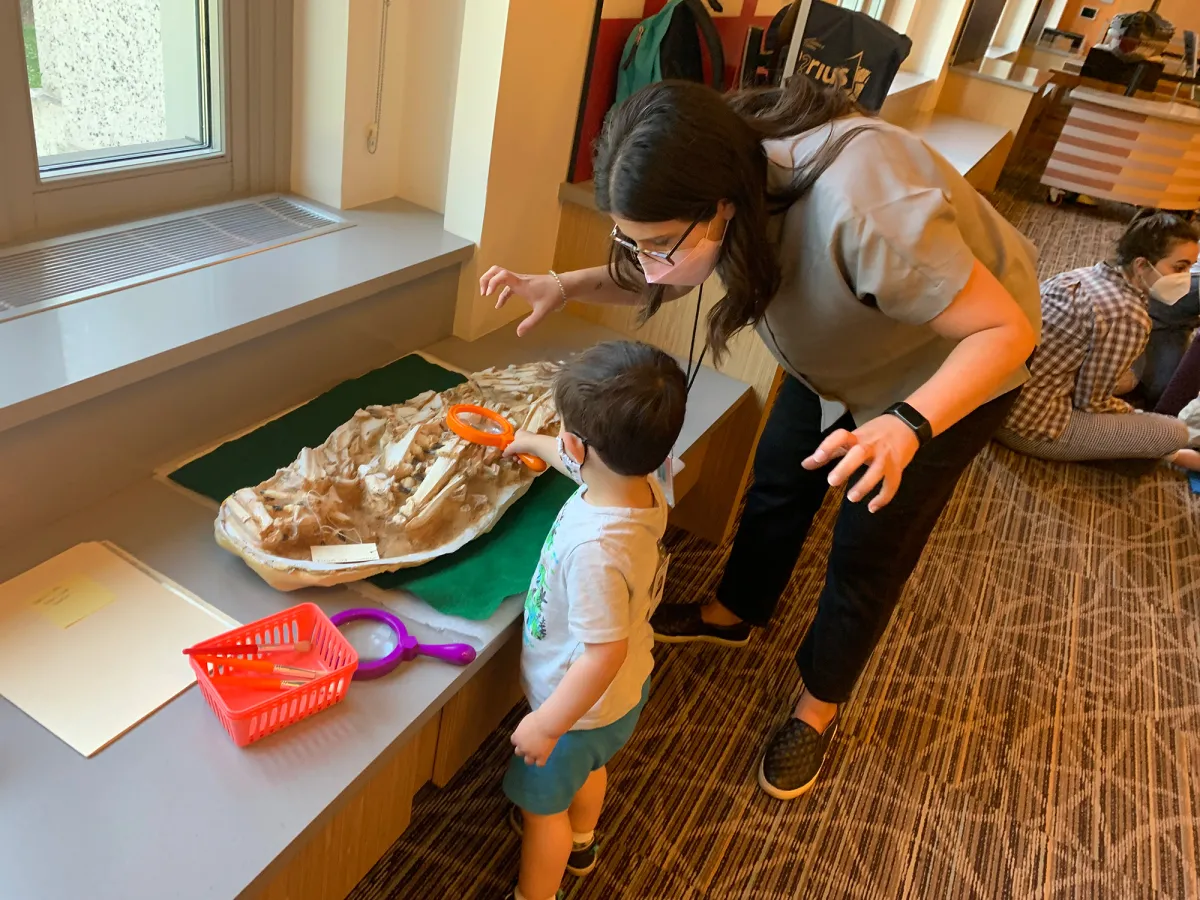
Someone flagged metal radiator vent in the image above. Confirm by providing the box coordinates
[0,196,351,323]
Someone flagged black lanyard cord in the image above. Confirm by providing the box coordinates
[685,284,707,395]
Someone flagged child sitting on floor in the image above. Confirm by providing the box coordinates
[500,340,686,900]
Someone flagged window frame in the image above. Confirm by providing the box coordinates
[0,0,292,247]
[836,0,891,18]
[34,0,224,178]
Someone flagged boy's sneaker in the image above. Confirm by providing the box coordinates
[757,714,838,801]
[566,840,598,877]
[503,891,564,900]
[651,603,752,647]
[507,806,599,877]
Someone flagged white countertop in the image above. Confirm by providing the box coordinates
[905,113,1012,177]
[0,317,751,899]
[951,57,1053,93]
[0,478,522,900]
[0,198,473,435]
[1069,86,1200,125]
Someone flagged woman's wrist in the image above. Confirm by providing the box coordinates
[547,270,569,310]
[883,401,933,446]
[557,266,644,308]
[556,267,596,302]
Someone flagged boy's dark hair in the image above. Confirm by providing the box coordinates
[1115,208,1200,267]
[553,340,687,477]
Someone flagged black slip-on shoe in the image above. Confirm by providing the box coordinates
[757,714,839,801]
[651,603,752,647]
[508,806,598,877]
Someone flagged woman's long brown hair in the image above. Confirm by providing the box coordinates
[593,77,871,360]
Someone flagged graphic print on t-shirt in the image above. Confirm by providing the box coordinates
[517,478,667,730]
[524,501,571,644]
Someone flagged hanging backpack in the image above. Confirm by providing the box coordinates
[746,0,911,113]
[615,0,726,107]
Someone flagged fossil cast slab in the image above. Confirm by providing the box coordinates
[215,362,561,591]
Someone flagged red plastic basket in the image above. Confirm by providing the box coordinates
[190,602,358,747]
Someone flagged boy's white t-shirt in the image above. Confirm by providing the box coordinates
[521,476,669,731]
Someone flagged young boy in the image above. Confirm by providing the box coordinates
[500,340,687,900]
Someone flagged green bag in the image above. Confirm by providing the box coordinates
[615,0,725,107]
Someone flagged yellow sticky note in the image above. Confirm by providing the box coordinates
[29,575,117,629]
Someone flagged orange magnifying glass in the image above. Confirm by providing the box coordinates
[446,404,548,473]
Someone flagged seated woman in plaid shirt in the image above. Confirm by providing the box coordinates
[997,210,1200,469]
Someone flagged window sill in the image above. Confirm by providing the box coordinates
[0,199,473,435]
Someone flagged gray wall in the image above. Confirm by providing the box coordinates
[1,268,458,547]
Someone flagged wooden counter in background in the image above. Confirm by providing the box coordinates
[1043,87,1200,211]
[936,58,1053,178]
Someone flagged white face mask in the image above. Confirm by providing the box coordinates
[557,434,585,485]
[1150,271,1194,306]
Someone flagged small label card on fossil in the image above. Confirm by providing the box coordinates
[311,543,380,564]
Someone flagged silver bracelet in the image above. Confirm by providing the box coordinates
[547,269,568,311]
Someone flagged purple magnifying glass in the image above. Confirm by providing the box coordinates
[329,607,477,680]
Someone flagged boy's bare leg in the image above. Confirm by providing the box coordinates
[568,766,607,836]
[518,810,571,900]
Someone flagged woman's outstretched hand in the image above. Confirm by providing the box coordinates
[479,266,564,337]
[802,415,920,513]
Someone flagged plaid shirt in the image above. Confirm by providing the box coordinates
[1005,262,1150,441]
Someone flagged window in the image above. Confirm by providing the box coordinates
[21,0,219,176]
[836,0,889,19]
[0,0,293,246]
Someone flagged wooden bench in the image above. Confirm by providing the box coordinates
[933,61,1057,189]
[907,113,1015,194]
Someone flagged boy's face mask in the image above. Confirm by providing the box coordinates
[557,433,586,485]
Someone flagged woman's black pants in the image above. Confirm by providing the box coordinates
[715,377,1018,705]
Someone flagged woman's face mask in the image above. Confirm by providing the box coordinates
[639,218,728,286]
[1138,258,1195,307]
[612,207,733,288]
[1150,271,1193,306]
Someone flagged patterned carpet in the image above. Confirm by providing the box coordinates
[347,173,1200,898]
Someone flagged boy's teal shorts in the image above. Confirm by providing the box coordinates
[503,678,650,816]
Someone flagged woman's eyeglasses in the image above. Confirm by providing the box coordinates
[610,217,701,266]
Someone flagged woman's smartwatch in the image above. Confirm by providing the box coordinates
[883,402,933,447]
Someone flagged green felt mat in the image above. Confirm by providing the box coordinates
[169,354,575,620]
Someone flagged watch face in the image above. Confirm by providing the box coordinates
[888,403,929,442]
